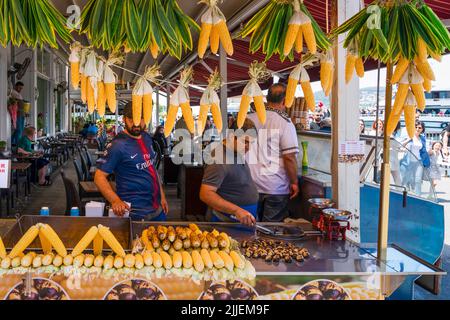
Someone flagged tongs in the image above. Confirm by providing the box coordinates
[255,224,284,236]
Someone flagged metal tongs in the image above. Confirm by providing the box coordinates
[255,224,284,236]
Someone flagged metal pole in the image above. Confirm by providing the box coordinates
[373,60,381,183]
[377,62,394,263]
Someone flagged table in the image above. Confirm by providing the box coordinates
[11,162,31,197]
[79,181,116,199]
[11,154,43,184]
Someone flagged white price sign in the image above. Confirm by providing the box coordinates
[0,160,11,189]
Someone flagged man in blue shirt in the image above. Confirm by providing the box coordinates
[94,103,168,221]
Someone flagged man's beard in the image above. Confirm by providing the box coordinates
[126,124,142,137]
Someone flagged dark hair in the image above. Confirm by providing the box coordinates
[393,121,401,135]
[267,83,286,104]
[416,121,426,134]
[431,141,443,149]
[359,119,365,134]
[23,126,35,136]
[123,101,134,119]
[153,125,164,136]
[15,81,24,87]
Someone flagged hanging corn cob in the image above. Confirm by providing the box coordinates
[241,0,330,61]
[345,40,364,84]
[237,61,271,128]
[285,54,317,110]
[198,0,233,58]
[319,50,334,97]
[79,49,89,104]
[69,42,82,90]
[84,51,99,114]
[164,67,195,137]
[408,66,426,112]
[142,65,162,126]
[96,60,106,117]
[388,90,417,139]
[103,54,124,114]
[198,70,222,135]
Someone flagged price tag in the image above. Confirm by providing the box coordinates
[338,141,365,163]
[0,159,11,189]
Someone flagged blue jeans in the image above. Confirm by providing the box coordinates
[130,210,166,222]
[401,159,423,195]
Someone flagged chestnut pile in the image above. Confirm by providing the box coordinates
[294,280,350,300]
[6,279,68,300]
[241,239,310,263]
[105,280,164,300]
[200,280,257,300]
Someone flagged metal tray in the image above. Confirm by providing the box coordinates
[1,216,133,251]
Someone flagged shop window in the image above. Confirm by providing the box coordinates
[36,49,51,77]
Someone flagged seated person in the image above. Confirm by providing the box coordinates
[18,127,51,186]
[200,119,258,227]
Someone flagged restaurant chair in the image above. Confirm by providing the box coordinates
[79,152,93,181]
[152,140,163,170]
[82,146,95,170]
[73,159,85,183]
[60,170,85,216]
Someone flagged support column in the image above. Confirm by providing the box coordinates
[0,45,10,145]
[219,46,228,132]
[156,88,160,128]
[20,48,37,129]
[331,0,361,243]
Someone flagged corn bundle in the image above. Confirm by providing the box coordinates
[237,61,271,128]
[79,49,89,104]
[345,40,364,84]
[198,70,223,135]
[386,90,417,139]
[96,60,106,117]
[132,78,151,127]
[69,42,82,90]
[84,51,100,114]
[198,0,233,58]
[319,50,334,97]
[285,54,317,111]
[392,65,425,115]
[241,0,330,61]
[164,67,195,137]
[103,54,124,114]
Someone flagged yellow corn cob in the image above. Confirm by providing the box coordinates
[189,223,200,232]
[283,23,300,56]
[21,253,33,267]
[180,102,195,134]
[73,254,85,267]
[391,58,410,84]
[300,81,316,111]
[143,93,153,126]
[160,251,172,269]
[219,232,230,249]
[210,250,224,269]
[253,95,267,125]
[217,20,234,56]
[181,251,193,269]
[218,251,234,272]
[294,27,303,53]
[325,73,333,97]
[152,252,163,268]
[84,254,94,267]
[105,83,117,113]
[32,255,42,268]
[198,22,213,59]
[141,229,152,251]
[172,251,182,268]
[9,225,39,258]
[320,62,332,92]
[52,255,63,267]
[285,77,298,109]
[1,256,11,269]
[210,23,220,54]
[124,254,136,268]
[164,105,179,137]
[135,253,144,269]
[40,224,67,257]
[87,80,95,114]
[39,229,52,255]
[132,94,143,126]
[423,77,432,93]
[429,50,442,62]
[191,250,204,272]
[301,21,316,54]
[103,255,114,269]
[72,226,98,257]
[93,233,103,256]
[345,54,356,84]
[230,251,245,269]
[414,57,435,81]
[71,62,80,89]
[81,74,87,104]
[94,255,104,268]
[198,104,210,135]
[42,253,53,266]
[385,109,402,137]
[150,40,159,59]
[404,104,416,138]
[98,225,126,258]
[210,103,223,133]
[0,236,7,259]
[113,256,124,269]
[97,81,106,117]
[392,83,409,115]
[11,256,21,268]
[410,83,426,111]
[355,57,365,78]
[211,229,219,237]
[200,249,213,269]
[237,94,252,128]
[417,38,428,62]
[63,255,73,266]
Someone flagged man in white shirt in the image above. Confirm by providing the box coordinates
[247,83,300,222]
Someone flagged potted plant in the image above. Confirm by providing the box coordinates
[0,141,7,152]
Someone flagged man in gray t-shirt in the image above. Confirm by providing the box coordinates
[200,119,258,226]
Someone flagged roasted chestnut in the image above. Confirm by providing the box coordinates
[106,290,120,300]
[117,286,137,300]
[136,287,161,300]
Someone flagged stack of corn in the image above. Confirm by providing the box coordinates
[285,54,317,111]
[198,69,223,135]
